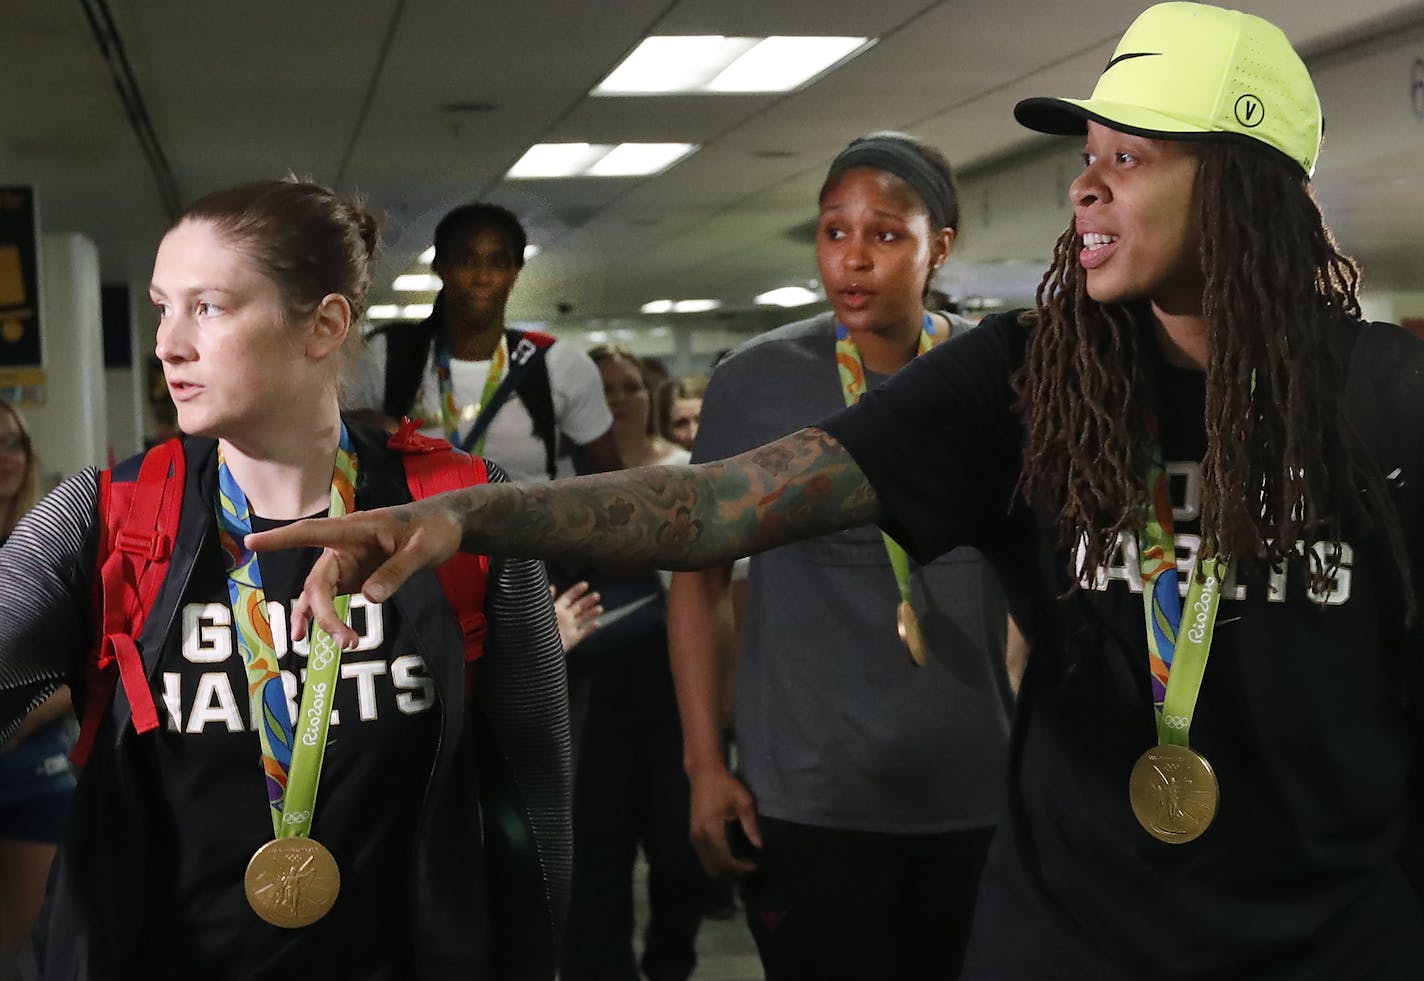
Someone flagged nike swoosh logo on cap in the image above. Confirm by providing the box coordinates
[1103,51,1162,73]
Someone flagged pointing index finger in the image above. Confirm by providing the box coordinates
[245,515,352,554]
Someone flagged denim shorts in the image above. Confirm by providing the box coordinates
[0,718,78,843]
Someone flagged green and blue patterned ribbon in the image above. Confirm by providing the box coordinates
[1138,438,1227,747]
[433,332,507,453]
[835,314,936,608]
[215,426,358,839]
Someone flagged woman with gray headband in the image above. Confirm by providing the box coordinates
[656,131,1013,980]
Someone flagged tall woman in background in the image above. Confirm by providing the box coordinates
[669,132,1012,980]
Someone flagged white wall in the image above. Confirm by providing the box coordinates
[1360,291,1424,324]
[28,232,107,486]
[102,283,153,461]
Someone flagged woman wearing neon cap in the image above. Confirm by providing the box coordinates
[254,4,1424,977]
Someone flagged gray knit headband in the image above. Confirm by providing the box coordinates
[825,137,955,231]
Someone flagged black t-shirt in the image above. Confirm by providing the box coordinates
[821,311,1424,980]
[135,512,440,980]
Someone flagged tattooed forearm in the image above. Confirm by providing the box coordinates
[453,427,880,568]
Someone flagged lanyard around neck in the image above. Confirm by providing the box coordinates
[214,426,358,840]
[834,314,936,608]
[1137,436,1228,747]
[434,331,508,453]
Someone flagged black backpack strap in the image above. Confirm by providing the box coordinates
[458,332,552,458]
[376,314,440,419]
[507,329,559,480]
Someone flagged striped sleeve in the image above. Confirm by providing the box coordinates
[474,460,573,938]
[0,468,100,744]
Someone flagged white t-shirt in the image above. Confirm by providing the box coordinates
[344,329,613,482]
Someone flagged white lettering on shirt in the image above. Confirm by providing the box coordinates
[392,655,435,715]
[341,660,387,721]
[186,672,245,733]
[167,598,434,733]
[1080,459,1355,607]
[182,603,232,663]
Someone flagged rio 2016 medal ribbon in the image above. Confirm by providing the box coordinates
[1128,743,1219,844]
[835,314,938,666]
[1130,434,1228,843]
[244,837,342,928]
[216,427,359,925]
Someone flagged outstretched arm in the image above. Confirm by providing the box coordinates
[248,427,879,646]
[453,426,876,567]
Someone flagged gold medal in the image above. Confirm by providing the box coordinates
[896,599,927,667]
[244,837,341,928]
[1128,743,1219,844]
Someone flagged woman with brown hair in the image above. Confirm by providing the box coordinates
[0,401,34,540]
[655,376,708,453]
[0,180,570,980]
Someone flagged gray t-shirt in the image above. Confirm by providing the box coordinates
[692,312,1011,833]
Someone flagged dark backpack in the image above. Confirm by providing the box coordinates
[375,315,561,479]
[74,422,490,765]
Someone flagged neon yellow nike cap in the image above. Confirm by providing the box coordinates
[1014,2,1322,176]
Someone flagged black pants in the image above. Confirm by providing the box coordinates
[561,715,707,981]
[742,816,994,981]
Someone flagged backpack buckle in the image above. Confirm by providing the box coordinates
[511,337,539,366]
[115,529,171,561]
[388,417,450,455]
[457,610,487,658]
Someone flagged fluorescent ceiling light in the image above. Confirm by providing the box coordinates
[508,142,697,179]
[594,35,872,96]
[394,273,441,291]
[368,303,431,320]
[643,298,721,313]
[587,143,697,177]
[595,36,759,94]
[507,143,609,179]
[708,37,872,92]
[673,299,720,313]
[755,286,821,307]
[420,243,539,264]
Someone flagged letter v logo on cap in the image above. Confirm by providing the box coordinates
[1234,94,1264,127]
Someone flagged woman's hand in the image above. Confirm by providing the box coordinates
[688,764,761,879]
[551,581,602,652]
[245,497,464,648]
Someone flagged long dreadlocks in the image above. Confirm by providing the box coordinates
[1015,140,1410,607]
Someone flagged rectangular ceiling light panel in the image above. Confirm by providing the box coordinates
[587,143,698,177]
[507,143,612,179]
[707,36,873,92]
[595,35,872,95]
[394,273,442,291]
[419,244,539,263]
[595,36,759,94]
[507,142,698,179]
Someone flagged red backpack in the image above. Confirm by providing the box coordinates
[74,420,490,766]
